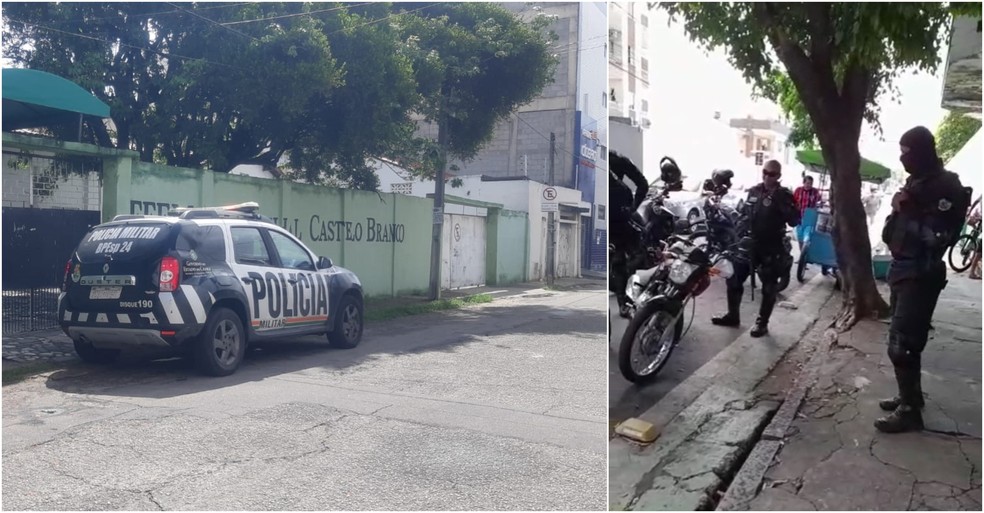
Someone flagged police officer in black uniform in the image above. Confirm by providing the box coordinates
[609,152,649,316]
[875,126,970,433]
[712,160,799,338]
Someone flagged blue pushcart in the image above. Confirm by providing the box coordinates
[796,207,841,289]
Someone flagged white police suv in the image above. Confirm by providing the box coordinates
[59,202,364,376]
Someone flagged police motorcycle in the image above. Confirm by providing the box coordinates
[611,157,686,320]
[617,223,749,383]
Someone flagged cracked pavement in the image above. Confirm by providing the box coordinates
[750,274,982,511]
[2,287,607,511]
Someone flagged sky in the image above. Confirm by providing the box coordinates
[643,9,950,179]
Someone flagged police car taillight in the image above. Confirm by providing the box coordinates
[159,256,180,292]
[61,259,72,292]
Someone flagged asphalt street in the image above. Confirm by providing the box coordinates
[608,243,829,424]
[2,286,608,511]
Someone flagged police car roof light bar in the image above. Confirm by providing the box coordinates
[170,202,262,220]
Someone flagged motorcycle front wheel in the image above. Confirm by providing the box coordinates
[618,301,684,384]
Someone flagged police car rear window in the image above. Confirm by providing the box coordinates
[176,225,226,262]
[76,223,172,261]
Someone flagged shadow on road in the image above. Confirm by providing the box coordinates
[42,296,605,399]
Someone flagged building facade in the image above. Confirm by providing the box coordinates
[608,2,652,130]
[574,2,609,273]
[413,2,607,275]
[729,116,794,170]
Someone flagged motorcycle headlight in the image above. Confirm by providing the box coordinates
[668,259,697,285]
[712,259,735,279]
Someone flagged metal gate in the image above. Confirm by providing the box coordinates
[441,213,487,290]
[2,151,102,334]
[557,221,578,278]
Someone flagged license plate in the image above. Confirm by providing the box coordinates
[89,286,122,300]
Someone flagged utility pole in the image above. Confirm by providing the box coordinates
[428,94,450,301]
[547,132,556,287]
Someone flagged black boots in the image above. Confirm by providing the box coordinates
[711,288,742,327]
[874,405,924,433]
[875,366,925,433]
[750,290,777,338]
[879,368,925,411]
[750,319,769,338]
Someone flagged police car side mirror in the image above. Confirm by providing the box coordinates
[317,256,333,269]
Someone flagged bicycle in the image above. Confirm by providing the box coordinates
[948,220,981,273]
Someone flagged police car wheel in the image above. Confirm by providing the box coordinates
[73,339,120,365]
[194,308,245,377]
[328,295,363,349]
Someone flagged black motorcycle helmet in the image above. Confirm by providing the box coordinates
[659,156,683,184]
[711,169,734,190]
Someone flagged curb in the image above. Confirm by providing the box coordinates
[715,321,839,510]
[610,273,834,511]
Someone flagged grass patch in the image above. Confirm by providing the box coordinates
[2,361,66,386]
[366,293,494,322]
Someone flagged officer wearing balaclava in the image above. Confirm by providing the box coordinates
[876,126,971,433]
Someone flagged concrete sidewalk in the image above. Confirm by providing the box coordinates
[739,273,982,511]
[2,276,605,371]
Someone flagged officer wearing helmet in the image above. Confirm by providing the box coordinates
[711,160,799,337]
[875,126,970,433]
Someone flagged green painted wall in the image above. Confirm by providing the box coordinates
[486,209,529,285]
[114,162,434,297]
[3,133,533,297]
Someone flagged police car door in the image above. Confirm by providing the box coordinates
[264,229,330,335]
[229,226,293,335]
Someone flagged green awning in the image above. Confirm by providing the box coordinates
[795,149,891,183]
[2,68,110,131]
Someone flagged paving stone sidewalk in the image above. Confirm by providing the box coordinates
[748,273,982,511]
[2,277,605,370]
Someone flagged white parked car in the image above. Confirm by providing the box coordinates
[653,186,745,225]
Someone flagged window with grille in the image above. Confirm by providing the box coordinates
[754,152,764,166]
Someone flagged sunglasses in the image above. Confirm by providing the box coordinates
[762,170,780,177]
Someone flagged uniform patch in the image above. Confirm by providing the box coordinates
[748,196,758,203]
[938,199,952,211]
[763,197,772,207]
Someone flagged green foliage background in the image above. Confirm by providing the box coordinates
[2,2,557,190]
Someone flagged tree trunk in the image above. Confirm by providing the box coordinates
[821,136,890,330]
